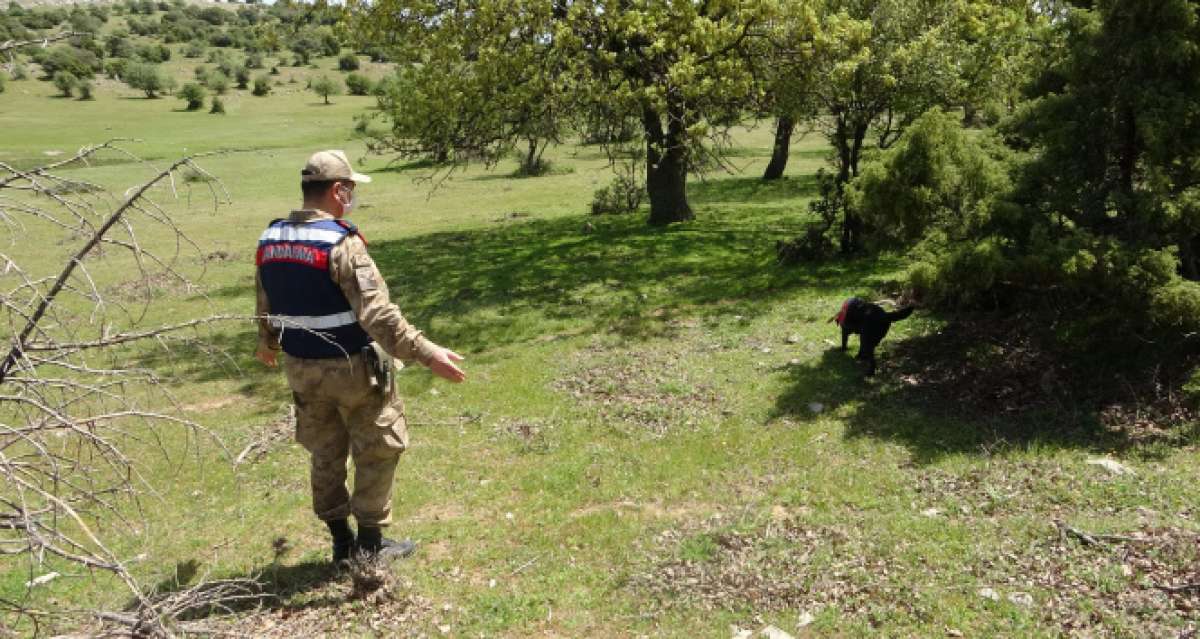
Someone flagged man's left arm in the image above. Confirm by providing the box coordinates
[254,269,280,367]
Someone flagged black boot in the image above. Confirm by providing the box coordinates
[356,526,416,560]
[326,518,355,563]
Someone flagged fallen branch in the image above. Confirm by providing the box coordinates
[1054,520,1141,547]
[1155,582,1200,594]
[0,31,87,55]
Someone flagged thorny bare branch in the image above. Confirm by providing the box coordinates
[0,143,254,637]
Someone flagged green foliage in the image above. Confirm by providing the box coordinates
[205,70,230,95]
[105,32,134,58]
[183,40,205,58]
[178,81,206,110]
[356,0,785,225]
[251,73,271,96]
[10,63,27,81]
[590,165,644,216]
[850,109,1014,249]
[76,78,94,100]
[39,45,99,80]
[52,71,77,97]
[209,95,225,114]
[337,52,359,71]
[344,71,371,96]
[123,62,175,98]
[104,59,126,80]
[309,74,341,104]
[234,65,250,90]
[0,72,5,94]
[136,42,171,63]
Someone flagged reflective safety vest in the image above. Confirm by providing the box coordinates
[256,218,373,358]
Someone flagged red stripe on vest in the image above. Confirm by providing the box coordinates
[256,243,330,269]
[834,300,850,326]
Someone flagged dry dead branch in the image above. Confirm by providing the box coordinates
[0,142,254,637]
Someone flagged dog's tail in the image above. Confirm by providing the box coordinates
[886,306,914,323]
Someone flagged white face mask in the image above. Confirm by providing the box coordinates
[338,185,358,214]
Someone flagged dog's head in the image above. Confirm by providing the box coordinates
[830,299,850,325]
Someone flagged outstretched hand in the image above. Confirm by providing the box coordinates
[428,347,466,383]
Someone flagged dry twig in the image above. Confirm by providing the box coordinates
[0,142,252,636]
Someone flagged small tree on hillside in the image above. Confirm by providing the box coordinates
[124,62,175,98]
[178,81,206,110]
[206,70,230,95]
[77,78,94,100]
[53,70,77,97]
[344,72,372,96]
[235,65,250,89]
[338,52,359,71]
[310,74,341,104]
[252,74,271,96]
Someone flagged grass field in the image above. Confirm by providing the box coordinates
[3,51,1200,638]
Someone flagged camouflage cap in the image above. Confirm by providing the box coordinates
[301,149,372,183]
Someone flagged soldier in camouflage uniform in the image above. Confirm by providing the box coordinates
[255,150,466,562]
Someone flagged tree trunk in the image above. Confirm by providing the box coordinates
[832,117,870,253]
[523,138,537,174]
[762,115,795,181]
[1117,105,1138,213]
[1181,235,1200,281]
[643,105,694,226]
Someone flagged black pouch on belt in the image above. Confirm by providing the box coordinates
[361,343,392,392]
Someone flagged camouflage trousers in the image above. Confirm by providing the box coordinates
[283,352,408,527]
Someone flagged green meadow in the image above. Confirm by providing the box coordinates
[3,51,1200,638]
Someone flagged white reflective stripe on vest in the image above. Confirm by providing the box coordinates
[269,310,358,330]
[260,226,345,244]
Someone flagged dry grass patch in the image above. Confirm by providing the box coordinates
[554,340,723,436]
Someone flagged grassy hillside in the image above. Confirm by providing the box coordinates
[3,50,1200,639]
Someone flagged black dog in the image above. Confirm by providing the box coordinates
[830,297,913,376]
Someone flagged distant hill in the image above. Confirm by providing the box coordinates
[9,0,238,6]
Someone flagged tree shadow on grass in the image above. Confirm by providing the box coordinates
[365,212,896,354]
[772,313,1200,463]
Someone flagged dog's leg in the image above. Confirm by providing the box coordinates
[857,338,878,375]
[841,325,850,351]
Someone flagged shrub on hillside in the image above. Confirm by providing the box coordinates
[104,59,127,80]
[205,70,230,95]
[178,82,206,110]
[209,96,225,114]
[590,171,643,216]
[52,71,77,97]
[234,66,250,90]
[251,74,271,96]
[123,62,175,98]
[77,78,94,100]
[39,45,99,80]
[137,43,171,64]
[338,52,359,71]
[10,64,28,81]
[344,72,372,96]
[183,40,205,58]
